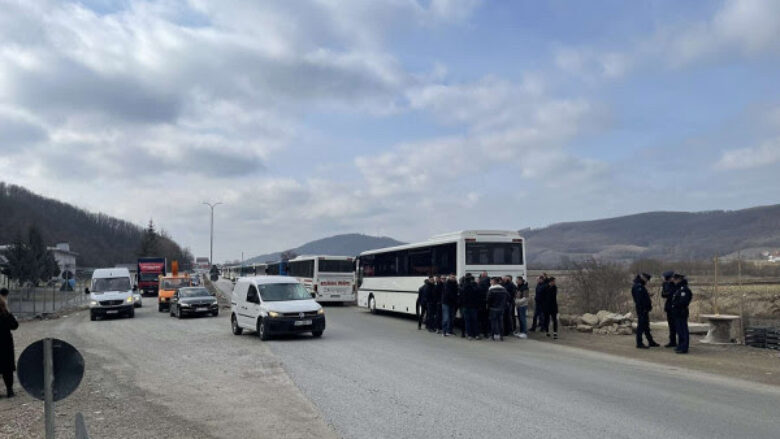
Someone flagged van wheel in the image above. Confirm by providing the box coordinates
[90,312,96,321]
[257,318,270,341]
[231,315,243,335]
[368,295,377,314]
[158,303,164,312]
[312,331,323,338]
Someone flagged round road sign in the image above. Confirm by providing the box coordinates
[17,339,85,402]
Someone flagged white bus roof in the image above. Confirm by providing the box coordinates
[289,255,354,261]
[359,230,524,257]
[237,275,299,285]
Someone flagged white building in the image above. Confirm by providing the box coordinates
[49,242,78,277]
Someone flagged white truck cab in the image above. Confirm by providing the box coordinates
[87,267,136,320]
[230,276,325,340]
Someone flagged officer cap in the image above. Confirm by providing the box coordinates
[662,270,675,279]
[641,272,652,281]
[672,273,685,280]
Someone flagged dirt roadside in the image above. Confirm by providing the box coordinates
[0,306,338,439]
[527,326,780,386]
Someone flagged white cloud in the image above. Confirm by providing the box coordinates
[715,137,780,170]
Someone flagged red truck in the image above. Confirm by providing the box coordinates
[137,257,166,297]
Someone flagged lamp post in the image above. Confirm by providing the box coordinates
[202,201,223,267]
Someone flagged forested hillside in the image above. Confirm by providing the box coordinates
[244,234,404,264]
[0,182,192,267]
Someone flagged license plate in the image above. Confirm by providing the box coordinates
[196,307,208,312]
[294,320,312,326]
[107,310,118,314]
[330,295,340,298]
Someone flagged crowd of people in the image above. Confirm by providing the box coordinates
[416,272,559,341]
[632,271,692,354]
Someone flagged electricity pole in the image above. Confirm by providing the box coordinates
[202,201,223,267]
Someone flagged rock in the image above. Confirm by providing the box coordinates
[596,310,626,328]
[576,324,593,333]
[580,313,599,326]
[595,310,611,325]
[559,314,576,326]
[616,326,633,335]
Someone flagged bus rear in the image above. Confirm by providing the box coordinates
[315,257,355,303]
[461,233,526,280]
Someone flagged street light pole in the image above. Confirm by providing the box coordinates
[202,201,223,267]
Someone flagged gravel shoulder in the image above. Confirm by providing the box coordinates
[0,298,337,439]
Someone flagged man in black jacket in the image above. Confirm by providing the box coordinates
[632,273,659,349]
[530,275,547,331]
[671,274,693,354]
[478,272,491,338]
[502,275,517,336]
[486,278,509,341]
[441,275,459,336]
[427,276,443,333]
[460,274,481,339]
[661,271,677,348]
[417,277,432,330]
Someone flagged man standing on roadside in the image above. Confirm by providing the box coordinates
[530,274,547,332]
[427,276,443,333]
[478,272,491,339]
[441,274,459,336]
[632,273,659,349]
[502,275,517,336]
[671,274,692,354]
[417,277,432,330]
[0,289,19,398]
[661,271,677,348]
[487,278,509,341]
[460,274,481,340]
[514,276,529,338]
[542,277,559,339]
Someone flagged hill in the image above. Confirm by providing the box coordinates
[524,204,780,267]
[0,182,191,268]
[244,234,405,264]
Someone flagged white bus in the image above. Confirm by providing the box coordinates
[357,230,526,315]
[286,255,356,303]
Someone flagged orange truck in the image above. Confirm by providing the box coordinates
[157,261,192,312]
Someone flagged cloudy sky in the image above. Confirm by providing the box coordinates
[1,0,779,262]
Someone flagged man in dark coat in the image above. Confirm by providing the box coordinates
[417,277,432,330]
[661,271,677,348]
[530,275,547,331]
[478,272,491,338]
[441,275,459,336]
[486,278,509,341]
[670,274,693,354]
[0,289,19,398]
[542,277,559,339]
[502,275,517,336]
[427,276,443,333]
[459,274,481,339]
[632,273,659,348]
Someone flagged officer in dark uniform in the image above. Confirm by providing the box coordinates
[670,273,692,354]
[417,277,432,330]
[530,274,547,331]
[661,271,677,348]
[632,272,659,349]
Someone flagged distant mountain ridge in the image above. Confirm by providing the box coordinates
[524,204,780,266]
[244,233,405,264]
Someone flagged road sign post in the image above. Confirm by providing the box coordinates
[43,338,54,439]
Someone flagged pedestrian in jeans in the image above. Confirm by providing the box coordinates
[441,274,459,336]
[486,278,508,341]
[514,276,529,338]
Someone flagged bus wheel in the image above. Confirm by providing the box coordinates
[368,295,377,314]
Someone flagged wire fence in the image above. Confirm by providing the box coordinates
[5,280,90,318]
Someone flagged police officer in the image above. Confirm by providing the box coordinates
[542,276,559,339]
[417,277,432,330]
[632,272,659,349]
[530,274,547,331]
[670,273,692,354]
[661,271,677,348]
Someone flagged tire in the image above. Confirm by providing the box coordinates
[212,310,219,317]
[90,311,96,321]
[170,307,175,317]
[128,308,135,319]
[312,330,323,338]
[177,307,183,319]
[158,303,165,312]
[231,315,243,335]
[368,295,377,314]
[257,318,270,341]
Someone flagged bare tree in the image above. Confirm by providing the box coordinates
[569,258,631,314]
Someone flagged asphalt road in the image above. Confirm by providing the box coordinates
[264,307,780,439]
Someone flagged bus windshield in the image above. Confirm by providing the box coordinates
[319,260,353,273]
[466,242,523,265]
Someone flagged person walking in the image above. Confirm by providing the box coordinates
[460,274,481,340]
[661,271,678,348]
[478,272,491,339]
[417,277,431,330]
[0,290,19,398]
[486,278,509,341]
[502,275,517,336]
[514,276,529,338]
[670,274,692,354]
[542,277,559,339]
[530,274,547,331]
[441,274,459,336]
[632,273,659,349]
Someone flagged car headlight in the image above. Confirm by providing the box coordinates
[180,303,191,307]
[126,296,134,303]
[90,300,99,307]
[268,311,281,318]
[317,308,325,315]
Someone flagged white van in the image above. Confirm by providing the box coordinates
[87,267,136,321]
[230,276,325,340]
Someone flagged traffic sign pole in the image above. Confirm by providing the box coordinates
[43,338,55,439]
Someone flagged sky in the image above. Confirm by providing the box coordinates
[1,0,779,263]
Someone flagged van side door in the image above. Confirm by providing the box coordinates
[234,282,251,328]
[244,285,262,327]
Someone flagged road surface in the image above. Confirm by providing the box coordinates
[214,279,780,439]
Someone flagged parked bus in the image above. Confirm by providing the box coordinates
[286,255,356,303]
[356,230,526,315]
[266,260,288,276]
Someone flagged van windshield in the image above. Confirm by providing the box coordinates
[259,283,311,301]
[160,278,191,290]
[92,277,131,293]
